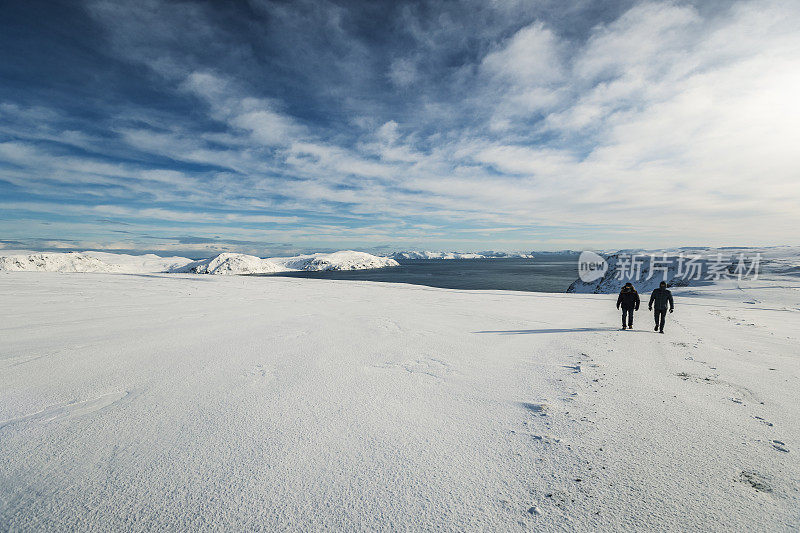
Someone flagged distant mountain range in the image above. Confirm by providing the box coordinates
[0,250,399,275]
[387,250,580,260]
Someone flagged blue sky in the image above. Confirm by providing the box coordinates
[1,0,798,257]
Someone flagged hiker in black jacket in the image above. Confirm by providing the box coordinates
[616,282,640,330]
[649,281,675,333]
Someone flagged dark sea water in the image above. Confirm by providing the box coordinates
[259,255,580,293]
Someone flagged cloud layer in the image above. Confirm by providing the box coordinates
[1,0,798,255]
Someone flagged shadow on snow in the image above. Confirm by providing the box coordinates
[475,327,651,334]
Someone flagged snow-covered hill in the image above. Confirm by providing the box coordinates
[0,250,398,275]
[567,246,800,294]
[84,251,196,273]
[271,251,399,271]
[0,252,124,273]
[390,251,533,260]
[172,253,283,275]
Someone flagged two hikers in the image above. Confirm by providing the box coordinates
[649,281,674,333]
[616,282,639,330]
[616,280,674,332]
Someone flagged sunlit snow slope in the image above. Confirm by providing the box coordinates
[0,270,798,531]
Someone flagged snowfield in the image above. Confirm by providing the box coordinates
[0,260,798,530]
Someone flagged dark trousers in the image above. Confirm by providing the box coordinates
[622,308,634,328]
[654,309,667,331]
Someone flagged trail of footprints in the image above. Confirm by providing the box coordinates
[514,353,604,521]
[673,339,790,497]
[518,339,790,520]
[709,309,757,327]
[675,341,788,454]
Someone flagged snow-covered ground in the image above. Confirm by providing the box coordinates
[1,264,798,531]
[0,250,398,275]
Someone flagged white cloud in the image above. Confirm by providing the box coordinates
[481,23,563,86]
[472,145,576,177]
[5,0,800,250]
[182,71,303,147]
[230,109,297,146]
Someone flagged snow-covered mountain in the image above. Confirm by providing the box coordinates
[0,252,124,273]
[390,251,533,260]
[478,251,536,258]
[172,253,282,275]
[271,251,399,271]
[85,251,196,273]
[530,250,582,256]
[567,246,799,294]
[0,250,399,275]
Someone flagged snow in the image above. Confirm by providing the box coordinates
[392,250,484,260]
[0,252,123,273]
[270,250,400,271]
[391,251,533,260]
[0,250,398,275]
[567,246,800,294]
[172,253,282,275]
[1,264,798,530]
[84,251,196,273]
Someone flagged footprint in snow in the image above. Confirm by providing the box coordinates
[560,391,580,402]
[754,416,773,427]
[520,402,549,417]
[543,490,571,506]
[676,372,716,384]
[677,373,762,403]
[531,434,561,445]
[772,440,789,453]
[738,470,772,492]
[245,364,274,384]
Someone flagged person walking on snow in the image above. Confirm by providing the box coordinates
[649,281,675,333]
[616,282,640,330]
